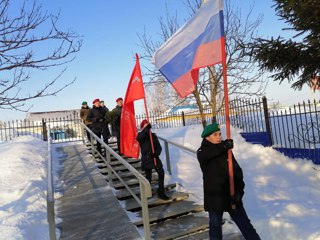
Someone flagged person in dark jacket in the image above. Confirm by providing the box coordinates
[100,100,109,112]
[197,123,260,240]
[136,119,170,200]
[110,97,123,154]
[86,98,110,155]
[80,101,92,141]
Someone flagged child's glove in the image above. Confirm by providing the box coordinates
[230,193,242,205]
[224,139,234,150]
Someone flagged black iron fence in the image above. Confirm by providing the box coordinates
[135,97,268,132]
[0,119,45,141]
[45,116,83,142]
[1,97,319,163]
[135,97,319,163]
[135,97,271,145]
[0,116,83,143]
[269,99,319,163]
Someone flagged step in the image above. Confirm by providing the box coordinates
[97,162,142,171]
[133,200,204,225]
[100,169,145,179]
[85,142,117,148]
[149,212,209,240]
[115,183,177,200]
[95,157,140,168]
[92,151,127,160]
[112,174,158,189]
[175,229,209,240]
[176,230,245,240]
[99,168,142,177]
[112,176,158,189]
[110,155,131,160]
[110,158,140,166]
[95,158,105,164]
[123,190,189,211]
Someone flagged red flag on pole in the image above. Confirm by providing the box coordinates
[120,54,145,158]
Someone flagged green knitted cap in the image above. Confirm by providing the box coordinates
[82,101,87,105]
[201,123,220,138]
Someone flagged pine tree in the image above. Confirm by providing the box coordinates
[249,0,320,90]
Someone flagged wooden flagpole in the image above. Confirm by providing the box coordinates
[219,1,235,209]
[136,53,157,167]
[221,40,235,209]
[202,0,235,209]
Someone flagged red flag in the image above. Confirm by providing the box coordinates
[120,54,145,158]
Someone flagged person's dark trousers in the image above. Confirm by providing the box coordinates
[110,124,116,137]
[208,206,260,240]
[208,210,223,240]
[85,124,92,141]
[92,131,103,155]
[228,206,261,240]
[145,165,165,193]
[102,127,110,157]
[114,127,121,154]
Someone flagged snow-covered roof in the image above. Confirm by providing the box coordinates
[167,105,198,114]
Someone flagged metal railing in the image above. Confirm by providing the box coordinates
[81,123,153,240]
[46,127,56,240]
[157,135,197,176]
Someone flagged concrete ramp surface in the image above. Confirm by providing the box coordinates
[53,143,142,240]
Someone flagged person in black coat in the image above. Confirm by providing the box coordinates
[86,98,110,155]
[136,119,169,200]
[100,100,109,112]
[110,97,123,154]
[197,123,260,240]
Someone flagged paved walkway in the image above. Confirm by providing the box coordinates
[53,142,142,240]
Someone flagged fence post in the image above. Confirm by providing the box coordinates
[181,111,186,126]
[47,127,57,240]
[262,96,272,146]
[140,184,151,240]
[42,118,48,141]
[164,140,172,175]
[106,152,114,188]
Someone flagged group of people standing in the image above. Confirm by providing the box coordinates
[80,98,170,200]
[80,97,123,155]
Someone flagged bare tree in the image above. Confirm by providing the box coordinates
[138,4,183,112]
[138,0,266,125]
[146,77,172,112]
[0,0,82,111]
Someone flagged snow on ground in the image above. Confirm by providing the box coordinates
[0,136,49,240]
[0,125,320,239]
[155,125,320,240]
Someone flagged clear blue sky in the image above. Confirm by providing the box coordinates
[1,0,314,121]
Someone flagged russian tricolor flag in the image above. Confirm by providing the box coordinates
[154,0,224,98]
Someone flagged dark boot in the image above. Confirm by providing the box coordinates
[157,189,170,200]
